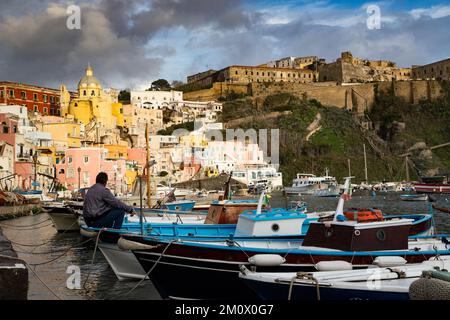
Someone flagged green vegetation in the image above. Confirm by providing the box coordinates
[223,84,450,184]
[118,90,130,104]
[148,79,171,91]
[176,82,213,93]
[157,121,195,135]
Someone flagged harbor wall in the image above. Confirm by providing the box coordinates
[0,228,29,300]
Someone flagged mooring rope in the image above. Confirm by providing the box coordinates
[0,217,52,229]
[4,219,80,249]
[108,239,177,300]
[25,237,94,266]
[82,228,105,290]
[0,253,63,300]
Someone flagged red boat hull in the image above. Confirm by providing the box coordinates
[413,183,450,194]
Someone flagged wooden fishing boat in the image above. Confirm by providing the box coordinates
[123,178,447,299]
[44,201,83,232]
[432,204,450,214]
[413,175,450,194]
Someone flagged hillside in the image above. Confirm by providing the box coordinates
[220,83,450,185]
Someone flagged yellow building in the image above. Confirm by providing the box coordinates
[38,119,84,149]
[61,65,124,130]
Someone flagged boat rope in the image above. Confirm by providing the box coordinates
[3,219,80,248]
[109,240,177,300]
[227,240,250,259]
[0,253,63,300]
[0,222,54,231]
[386,268,406,278]
[0,217,52,229]
[82,228,105,290]
[288,272,321,301]
[18,238,94,262]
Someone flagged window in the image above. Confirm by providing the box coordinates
[2,123,8,134]
[43,107,48,115]
[33,93,38,101]
[34,105,38,112]
[21,91,26,100]
[43,95,47,103]
[68,156,73,164]
[67,168,74,179]
[83,156,89,164]
[91,90,95,96]
[83,90,87,96]
[9,89,14,97]
[13,125,17,133]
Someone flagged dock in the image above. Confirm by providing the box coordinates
[0,227,29,300]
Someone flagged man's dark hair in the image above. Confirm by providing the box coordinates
[96,172,108,185]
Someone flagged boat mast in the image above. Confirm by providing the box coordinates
[405,156,410,182]
[145,123,152,208]
[363,144,368,183]
[347,158,351,177]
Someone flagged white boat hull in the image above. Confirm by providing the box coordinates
[48,212,80,232]
[98,242,148,280]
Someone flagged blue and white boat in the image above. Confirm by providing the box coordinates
[239,256,450,300]
[160,200,196,212]
[400,194,428,201]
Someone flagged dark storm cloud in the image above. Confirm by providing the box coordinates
[0,2,163,90]
[124,0,250,40]
[0,1,449,89]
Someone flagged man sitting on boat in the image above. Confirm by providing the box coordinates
[83,172,135,229]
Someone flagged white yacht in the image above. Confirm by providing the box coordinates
[284,169,339,195]
[231,165,283,191]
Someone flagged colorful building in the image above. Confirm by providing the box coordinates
[0,81,76,116]
[56,147,127,194]
[61,65,124,130]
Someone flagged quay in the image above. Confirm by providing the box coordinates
[0,227,28,300]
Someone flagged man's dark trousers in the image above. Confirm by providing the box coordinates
[85,208,126,229]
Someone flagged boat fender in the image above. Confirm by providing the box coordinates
[248,254,286,267]
[373,256,407,267]
[80,228,99,238]
[117,237,159,251]
[315,260,353,271]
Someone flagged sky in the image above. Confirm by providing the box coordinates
[0,0,449,91]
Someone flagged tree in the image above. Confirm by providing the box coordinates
[148,79,171,91]
[171,80,184,88]
[118,90,130,103]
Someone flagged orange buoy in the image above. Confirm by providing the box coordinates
[344,208,383,222]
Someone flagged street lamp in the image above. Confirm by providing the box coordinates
[32,153,38,190]
[77,167,81,190]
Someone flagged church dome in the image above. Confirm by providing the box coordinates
[78,65,102,89]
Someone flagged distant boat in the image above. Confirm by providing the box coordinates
[284,169,339,195]
[400,194,428,201]
[413,175,450,194]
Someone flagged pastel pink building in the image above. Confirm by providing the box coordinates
[56,147,127,195]
[127,148,147,167]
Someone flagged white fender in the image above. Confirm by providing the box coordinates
[80,228,99,238]
[373,256,407,267]
[248,254,285,267]
[315,260,353,271]
[117,237,159,251]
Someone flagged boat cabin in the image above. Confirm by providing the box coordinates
[204,199,260,224]
[302,218,414,251]
[234,209,316,238]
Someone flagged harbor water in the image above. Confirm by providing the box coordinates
[1,191,449,300]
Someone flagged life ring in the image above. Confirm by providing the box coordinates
[344,208,384,223]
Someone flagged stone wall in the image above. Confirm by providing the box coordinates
[184,82,249,101]
[185,80,446,115]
